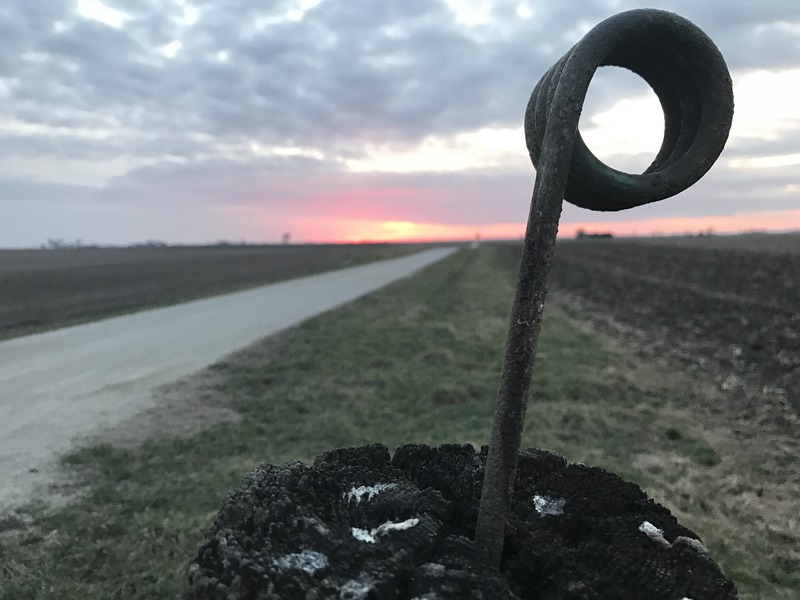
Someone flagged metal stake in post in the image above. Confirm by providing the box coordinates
[474,9,734,567]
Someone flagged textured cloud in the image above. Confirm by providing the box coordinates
[1,0,799,245]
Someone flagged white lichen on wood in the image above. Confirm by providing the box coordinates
[351,527,377,544]
[344,483,397,504]
[534,494,566,516]
[351,518,420,543]
[272,549,328,574]
[639,520,670,547]
[340,577,373,599]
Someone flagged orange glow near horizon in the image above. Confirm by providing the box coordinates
[293,209,800,244]
[330,219,524,243]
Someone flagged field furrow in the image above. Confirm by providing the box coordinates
[549,239,800,416]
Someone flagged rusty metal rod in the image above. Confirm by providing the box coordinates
[474,8,734,567]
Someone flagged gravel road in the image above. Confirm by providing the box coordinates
[0,247,457,512]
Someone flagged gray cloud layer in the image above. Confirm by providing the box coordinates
[1,0,799,244]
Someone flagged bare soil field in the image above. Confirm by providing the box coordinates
[546,235,800,419]
[0,243,431,339]
[621,231,800,254]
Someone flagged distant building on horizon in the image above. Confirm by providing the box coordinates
[575,229,613,240]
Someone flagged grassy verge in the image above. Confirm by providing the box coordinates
[1,244,796,599]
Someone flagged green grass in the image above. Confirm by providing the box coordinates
[1,244,796,599]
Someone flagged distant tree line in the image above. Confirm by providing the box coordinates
[575,230,613,240]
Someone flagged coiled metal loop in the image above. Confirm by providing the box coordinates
[524,9,734,211]
[477,9,734,568]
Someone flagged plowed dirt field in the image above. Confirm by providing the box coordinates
[0,243,430,339]
[547,235,800,421]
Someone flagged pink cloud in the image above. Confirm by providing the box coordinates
[285,209,800,243]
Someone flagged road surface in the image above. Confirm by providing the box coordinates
[0,247,457,512]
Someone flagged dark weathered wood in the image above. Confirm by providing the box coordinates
[189,444,737,599]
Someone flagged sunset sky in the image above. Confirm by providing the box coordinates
[1,0,799,246]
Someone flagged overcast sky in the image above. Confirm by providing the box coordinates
[1,0,799,246]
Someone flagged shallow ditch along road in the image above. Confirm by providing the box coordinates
[0,247,457,512]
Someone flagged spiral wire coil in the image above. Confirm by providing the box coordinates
[476,9,734,566]
[525,9,733,211]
